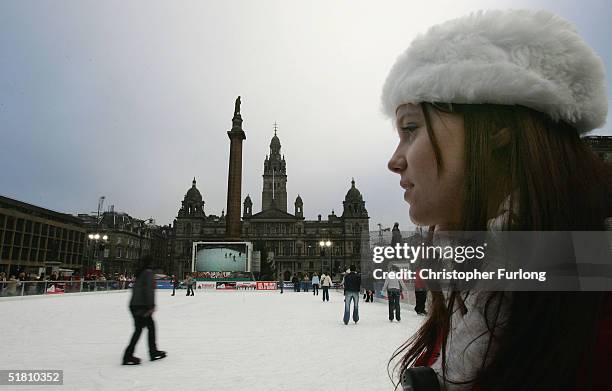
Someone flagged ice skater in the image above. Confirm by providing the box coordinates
[122,256,166,365]
[342,265,361,325]
[171,275,178,296]
[311,272,320,296]
[382,267,408,322]
[302,274,310,292]
[321,273,332,302]
[292,274,300,292]
[414,269,427,315]
[185,273,195,296]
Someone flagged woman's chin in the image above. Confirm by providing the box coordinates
[408,206,426,226]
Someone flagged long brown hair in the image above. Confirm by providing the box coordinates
[389,103,612,390]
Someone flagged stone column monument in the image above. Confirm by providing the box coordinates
[225,96,246,240]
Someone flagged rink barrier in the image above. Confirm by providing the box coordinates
[190,281,346,291]
[0,280,350,300]
[0,280,130,299]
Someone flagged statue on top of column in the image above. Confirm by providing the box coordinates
[234,96,241,115]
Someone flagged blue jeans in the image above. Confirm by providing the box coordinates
[343,291,360,324]
[387,289,401,320]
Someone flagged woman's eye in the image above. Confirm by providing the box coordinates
[400,122,418,133]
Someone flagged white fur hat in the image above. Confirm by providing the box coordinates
[381,9,607,133]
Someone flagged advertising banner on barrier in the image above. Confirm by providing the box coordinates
[282,282,294,290]
[216,281,237,290]
[194,271,234,279]
[196,281,217,290]
[46,283,65,294]
[236,281,257,290]
[155,279,174,289]
[256,281,277,290]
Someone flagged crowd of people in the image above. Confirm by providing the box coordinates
[276,267,422,324]
[0,271,134,296]
[282,271,335,298]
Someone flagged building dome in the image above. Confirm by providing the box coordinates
[185,177,202,202]
[178,178,206,218]
[344,178,363,201]
[342,178,368,218]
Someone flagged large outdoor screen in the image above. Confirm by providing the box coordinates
[192,242,251,272]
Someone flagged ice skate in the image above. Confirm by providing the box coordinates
[122,356,141,365]
[150,351,167,361]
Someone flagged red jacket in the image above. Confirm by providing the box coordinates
[414,269,426,290]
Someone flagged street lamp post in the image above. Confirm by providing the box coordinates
[319,240,332,276]
[88,233,108,275]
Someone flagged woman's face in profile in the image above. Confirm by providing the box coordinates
[387,103,465,228]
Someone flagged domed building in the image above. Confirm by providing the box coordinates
[177,178,205,218]
[171,101,370,279]
[173,178,227,275]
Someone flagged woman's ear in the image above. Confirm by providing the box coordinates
[491,127,511,150]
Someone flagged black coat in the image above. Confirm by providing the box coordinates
[344,272,361,293]
[129,269,155,311]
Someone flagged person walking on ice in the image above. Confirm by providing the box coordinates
[382,266,408,322]
[171,275,178,296]
[342,265,361,325]
[122,256,166,365]
[311,272,320,296]
[321,272,332,302]
[185,273,194,296]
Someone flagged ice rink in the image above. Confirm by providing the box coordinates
[1,289,422,390]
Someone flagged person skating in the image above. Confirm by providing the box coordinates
[382,267,408,322]
[414,268,427,316]
[278,274,284,294]
[321,272,332,302]
[342,265,361,325]
[171,275,178,296]
[291,274,300,292]
[185,273,194,296]
[311,273,320,296]
[122,255,166,365]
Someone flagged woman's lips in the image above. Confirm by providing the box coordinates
[401,181,415,201]
[400,181,414,190]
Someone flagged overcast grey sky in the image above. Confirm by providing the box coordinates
[1,0,611,230]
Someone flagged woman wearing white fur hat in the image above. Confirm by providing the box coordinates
[383,9,612,391]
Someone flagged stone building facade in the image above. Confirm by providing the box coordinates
[77,211,171,276]
[0,195,86,276]
[172,123,370,279]
[172,178,227,277]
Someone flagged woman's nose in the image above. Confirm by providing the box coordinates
[387,148,406,174]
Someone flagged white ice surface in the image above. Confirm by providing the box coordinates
[1,289,422,391]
